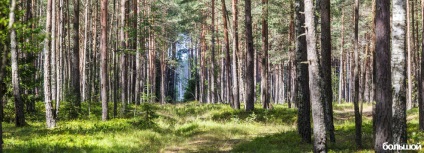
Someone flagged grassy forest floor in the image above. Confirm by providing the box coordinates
[3,101,424,153]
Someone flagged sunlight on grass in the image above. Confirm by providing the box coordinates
[2,102,423,152]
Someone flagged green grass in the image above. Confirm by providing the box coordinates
[2,101,423,152]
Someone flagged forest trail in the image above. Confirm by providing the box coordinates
[4,102,420,152]
[334,104,373,121]
[162,104,375,153]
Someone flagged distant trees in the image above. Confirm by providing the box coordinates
[2,1,424,152]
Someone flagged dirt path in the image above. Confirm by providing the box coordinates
[333,105,373,121]
[162,105,374,153]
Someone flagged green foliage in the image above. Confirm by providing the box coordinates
[3,100,16,123]
[175,122,199,137]
[0,0,9,44]
[141,86,156,103]
[332,67,340,100]
[1,0,44,117]
[255,83,261,103]
[183,77,197,101]
[3,101,423,152]
[61,88,81,119]
[138,103,159,128]
[211,104,298,124]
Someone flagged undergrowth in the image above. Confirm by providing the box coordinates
[2,101,423,152]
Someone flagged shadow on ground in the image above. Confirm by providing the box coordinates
[211,107,298,125]
[231,120,374,153]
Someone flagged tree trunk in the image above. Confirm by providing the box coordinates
[353,0,362,147]
[420,0,424,131]
[100,0,108,121]
[160,44,167,104]
[221,0,232,105]
[210,0,216,104]
[339,10,344,104]
[49,1,57,111]
[407,0,413,110]
[289,2,296,108]
[200,24,206,103]
[244,0,254,111]
[305,0,326,151]
[91,0,98,103]
[232,0,240,109]
[295,0,311,143]
[82,0,90,103]
[135,0,141,105]
[392,0,408,144]
[412,0,418,109]
[320,0,335,143]
[374,0,393,151]
[9,0,26,127]
[56,0,65,118]
[44,0,56,129]
[0,40,7,151]
[72,0,81,113]
[261,0,269,109]
[120,0,127,112]
[51,0,57,110]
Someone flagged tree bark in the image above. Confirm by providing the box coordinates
[392,0,408,144]
[72,0,81,112]
[374,0,393,151]
[56,0,65,118]
[289,2,296,108]
[135,0,141,105]
[338,10,345,104]
[244,0,254,111]
[100,0,109,121]
[295,0,311,143]
[120,0,127,112]
[320,0,335,143]
[51,0,57,109]
[221,0,232,105]
[200,23,206,103]
[160,43,167,104]
[261,0,269,109]
[44,0,56,129]
[305,0,326,151]
[0,40,8,151]
[9,0,26,127]
[232,0,240,109]
[407,0,413,110]
[210,0,216,104]
[82,0,90,103]
[420,0,424,131]
[353,0,362,147]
